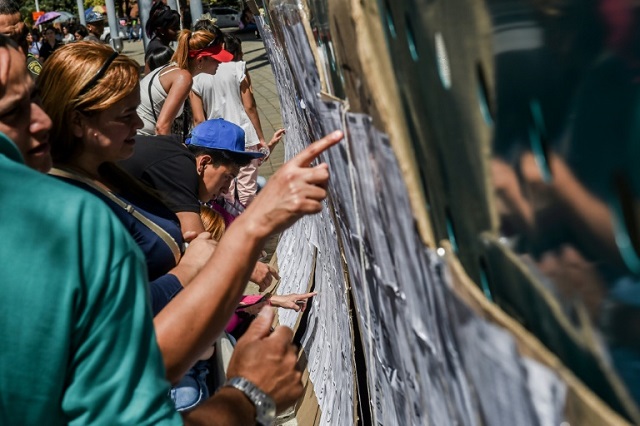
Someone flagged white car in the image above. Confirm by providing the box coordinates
[209,7,241,28]
[100,24,127,43]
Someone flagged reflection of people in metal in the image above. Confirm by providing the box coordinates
[490,0,640,403]
[492,153,612,317]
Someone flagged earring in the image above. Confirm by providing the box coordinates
[197,64,203,70]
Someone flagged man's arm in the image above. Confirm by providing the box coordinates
[156,70,192,135]
[177,211,207,234]
[64,209,181,425]
[182,308,303,425]
[154,131,343,383]
[183,387,256,425]
[190,91,207,127]
[240,72,266,145]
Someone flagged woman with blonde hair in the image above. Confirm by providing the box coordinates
[137,29,231,138]
[36,42,344,416]
[38,42,214,317]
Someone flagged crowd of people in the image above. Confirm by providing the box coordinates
[0,0,343,424]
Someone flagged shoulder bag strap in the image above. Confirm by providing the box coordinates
[49,167,182,264]
[147,64,170,124]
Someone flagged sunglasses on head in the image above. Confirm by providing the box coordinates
[77,51,119,97]
[205,35,224,48]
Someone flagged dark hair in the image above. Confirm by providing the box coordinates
[0,0,20,15]
[30,28,41,41]
[145,1,180,38]
[146,45,173,71]
[193,18,224,43]
[186,145,252,168]
[74,25,88,38]
[223,34,242,59]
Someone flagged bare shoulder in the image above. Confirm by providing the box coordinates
[160,66,192,88]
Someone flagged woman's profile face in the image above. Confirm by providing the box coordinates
[78,86,143,164]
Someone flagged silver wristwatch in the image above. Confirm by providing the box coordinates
[224,376,276,426]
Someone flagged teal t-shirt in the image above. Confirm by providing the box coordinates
[0,133,182,425]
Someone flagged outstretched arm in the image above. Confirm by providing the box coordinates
[156,69,192,135]
[270,291,317,312]
[153,131,343,383]
[241,72,266,145]
[189,91,207,127]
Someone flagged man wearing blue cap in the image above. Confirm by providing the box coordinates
[120,118,279,290]
[121,118,263,234]
[0,35,344,423]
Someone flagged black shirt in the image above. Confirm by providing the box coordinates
[38,40,62,62]
[119,134,200,214]
[145,37,174,61]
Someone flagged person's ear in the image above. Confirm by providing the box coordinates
[197,155,211,174]
[70,110,86,139]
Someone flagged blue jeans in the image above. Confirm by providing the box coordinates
[170,360,210,411]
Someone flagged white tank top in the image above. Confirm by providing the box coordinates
[137,65,184,136]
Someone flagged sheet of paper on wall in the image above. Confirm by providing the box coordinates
[347,120,479,424]
[274,209,355,425]
[456,310,538,425]
[316,97,344,146]
[274,6,322,118]
[425,253,480,425]
[257,16,311,161]
[300,202,355,425]
[276,214,316,328]
[342,112,410,423]
[522,357,568,426]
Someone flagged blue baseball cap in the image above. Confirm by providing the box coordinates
[86,12,105,24]
[185,119,264,159]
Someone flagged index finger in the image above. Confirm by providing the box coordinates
[292,130,343,167]
[296,292,317,300]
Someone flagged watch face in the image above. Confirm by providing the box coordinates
[257,398,276,424]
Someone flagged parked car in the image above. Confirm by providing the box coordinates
[100,23,128,43]
[209,7,241,28]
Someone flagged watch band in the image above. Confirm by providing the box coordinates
[224,376,276,426]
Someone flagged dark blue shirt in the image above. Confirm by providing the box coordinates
[57,177,184,316]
